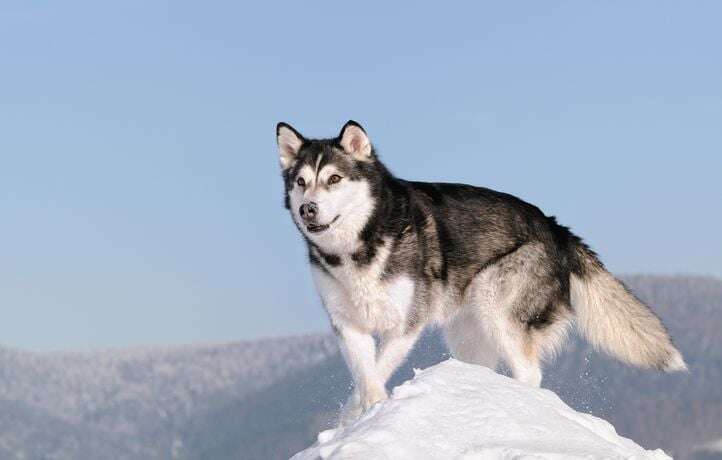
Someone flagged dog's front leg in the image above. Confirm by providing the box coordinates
[376,327,422,383]
[336,325,386,419]
[338,327,421,425]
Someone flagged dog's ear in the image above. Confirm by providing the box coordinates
[276,122,305,170]
[338,120,373,161]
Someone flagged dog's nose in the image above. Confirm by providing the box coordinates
[299,202,318,222]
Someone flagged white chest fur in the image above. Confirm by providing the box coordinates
[310,245,415,334]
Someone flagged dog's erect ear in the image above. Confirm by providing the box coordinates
[338,120,373,161]
[276,122,305,170]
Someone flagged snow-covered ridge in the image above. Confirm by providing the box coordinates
[293,360,670,460]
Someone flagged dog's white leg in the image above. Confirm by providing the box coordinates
[336,326,386,414]
[489,315,543,388]
[501,337,543,387]
[339,328,420,425]
[376,328,422,384]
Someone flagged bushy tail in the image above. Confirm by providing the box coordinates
[570,243,686,371]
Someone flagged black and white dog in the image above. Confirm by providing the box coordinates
[276,120,686,423]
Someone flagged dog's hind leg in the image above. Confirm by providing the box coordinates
[467,243,573,388]
[489,287,572,387]
[494,306,572,388]
[493,320,544,387]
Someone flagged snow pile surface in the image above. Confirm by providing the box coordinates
[292,360,670,460]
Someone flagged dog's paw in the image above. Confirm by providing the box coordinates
[338,385,388,426]
[360,385,387,411]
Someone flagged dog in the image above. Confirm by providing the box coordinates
[276,120,686,423]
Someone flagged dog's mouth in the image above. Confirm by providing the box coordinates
[306,215,340,234]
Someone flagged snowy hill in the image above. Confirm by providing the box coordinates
[292,360,670,460]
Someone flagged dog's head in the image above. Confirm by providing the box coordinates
[276,120,379,252]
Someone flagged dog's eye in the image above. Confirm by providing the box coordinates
[296,177,306,187]
[328,174,342,185]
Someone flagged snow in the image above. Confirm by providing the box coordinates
[291,360,671,460]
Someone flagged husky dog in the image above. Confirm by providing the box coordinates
[276,120,686,423]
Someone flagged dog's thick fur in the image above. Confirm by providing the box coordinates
[276,120,686,423]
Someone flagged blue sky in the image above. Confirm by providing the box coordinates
[1,1,720,350]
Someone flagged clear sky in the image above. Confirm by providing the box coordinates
[1,1,720,350]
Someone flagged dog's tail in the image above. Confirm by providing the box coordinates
[569,238,686,371]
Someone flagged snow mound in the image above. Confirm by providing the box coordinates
[292,360,671,460]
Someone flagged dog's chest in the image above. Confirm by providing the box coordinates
[312,254,415,333]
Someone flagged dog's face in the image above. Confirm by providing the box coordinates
[276,121,377,252]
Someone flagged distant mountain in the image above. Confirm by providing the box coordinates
[0,275,720,459]
[0,335,338,459]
